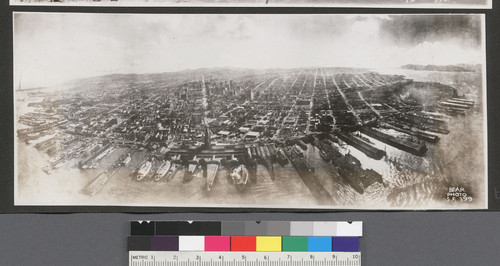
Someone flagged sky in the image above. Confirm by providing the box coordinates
[14,13,484,89]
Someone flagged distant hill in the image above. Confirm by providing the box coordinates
[68,67,262,82]
[30,66,371,91]
[60,66,368,89]
[401,64,481,73]
[60,67,258,88]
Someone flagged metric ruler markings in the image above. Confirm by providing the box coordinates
[129,252,361,266]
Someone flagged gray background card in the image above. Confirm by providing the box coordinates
[1,2,500,266]
[0,212,499,265]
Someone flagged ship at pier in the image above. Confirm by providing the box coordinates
[336,153,384,194]
[136,159,152,181]
[227,155,249,192]
[165,155,181,181]
[184,156,200,183]
[154,159,171,181]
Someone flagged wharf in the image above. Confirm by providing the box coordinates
[167,144,248,158]
[383,122,440,143]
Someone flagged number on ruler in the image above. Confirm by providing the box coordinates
[129,252,361,266]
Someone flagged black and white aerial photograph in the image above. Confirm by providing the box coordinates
[9,0,493,8]
[13,13,487,209]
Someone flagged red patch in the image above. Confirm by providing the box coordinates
[230,236,256,251]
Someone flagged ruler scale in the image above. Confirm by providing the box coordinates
[129,252,361,266]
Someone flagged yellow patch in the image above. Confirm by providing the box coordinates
[256,236,282,252]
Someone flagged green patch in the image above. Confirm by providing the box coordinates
[282,236,308,251]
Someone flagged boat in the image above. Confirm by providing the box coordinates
[49,155,63,164]
[328,133,339,143]
[336,153,383,194]
[231,164,249,192]
[136,161,152,181]
[285,147,314,173]
[94,146,115,162]
[205,156,221,192]
[165,155,181,181]
[52,158,66,170]
[184,156,200,182]
[344,153,361,167]
[88,162,98,169]
[154,159,171,181]
[227,155,249,192]
[337,131,385,160]
[122,154,131,166]
[284,145,338,205]
[292,145,304,157]
[24,132,41,144]
[297,140,308,150]
[276,148,289,166]
[359,127,427,157]
[291,157,315,173]
[316,140,343,166]
[319,149,330,162]
[337,154,364,193]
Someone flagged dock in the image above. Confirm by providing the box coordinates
[205,156,221,192]
[83,153,129,195]
[384,122,440,143]
[284,147,333,205]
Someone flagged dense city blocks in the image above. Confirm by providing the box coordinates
[15,67,485,208]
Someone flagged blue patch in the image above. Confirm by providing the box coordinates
[307,236,332,251]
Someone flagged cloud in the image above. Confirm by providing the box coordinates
[379,15,482,49]
[13,13,484,89]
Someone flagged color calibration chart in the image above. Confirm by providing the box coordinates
[128,221,362,265]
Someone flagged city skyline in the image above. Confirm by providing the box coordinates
[14,13,484,89]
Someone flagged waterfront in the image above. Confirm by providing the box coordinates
[14,66,486,209]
